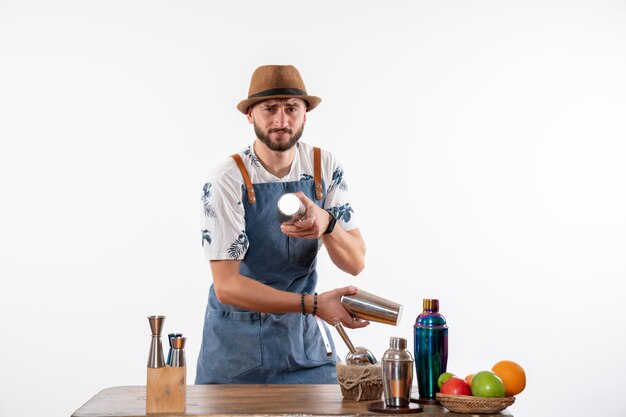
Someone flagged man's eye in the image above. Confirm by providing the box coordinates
[287,107,297,112]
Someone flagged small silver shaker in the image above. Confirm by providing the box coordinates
[169,336,186,367]
[277,193,306,222]
[382,337,414,407]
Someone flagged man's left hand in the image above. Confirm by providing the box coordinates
[280,191,331,239]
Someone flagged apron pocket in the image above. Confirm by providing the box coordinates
[303,315,337,364]
[202,309,263,379]
[288,236,319,267]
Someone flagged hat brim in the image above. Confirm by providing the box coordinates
[237,95,321,114]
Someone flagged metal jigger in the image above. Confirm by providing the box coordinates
[147,315,166,368]
[169,336,186,368]
[167,333,183,365]
[333,320,377,365]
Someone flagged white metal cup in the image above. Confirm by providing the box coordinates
[277,193,306,223]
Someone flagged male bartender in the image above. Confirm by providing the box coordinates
[196,65,367,384]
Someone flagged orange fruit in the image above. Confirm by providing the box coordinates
[491,360,526,397]
[465,373,474,386]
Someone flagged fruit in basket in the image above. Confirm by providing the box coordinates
[440,377,471,395]
[464,373,474,386]
[437,372,456,389]
[471,371,506,398]
[492,360,526,396]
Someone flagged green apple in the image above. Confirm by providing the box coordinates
[437,372,456,389]
[471,371,506,398]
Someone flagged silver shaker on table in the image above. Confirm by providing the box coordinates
[382,337,414,407]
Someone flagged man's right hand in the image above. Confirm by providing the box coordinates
[317,286,369,329]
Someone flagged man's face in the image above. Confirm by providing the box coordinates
[247,98,307,152]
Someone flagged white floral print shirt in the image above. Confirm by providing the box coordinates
[201,141,358,260]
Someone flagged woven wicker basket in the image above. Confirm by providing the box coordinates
[436,393,515,414]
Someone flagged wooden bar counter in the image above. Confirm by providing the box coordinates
[71,385,513,417]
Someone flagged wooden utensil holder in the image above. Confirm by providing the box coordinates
[146,366,186,414]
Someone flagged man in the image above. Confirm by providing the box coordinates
[196,65,367,384]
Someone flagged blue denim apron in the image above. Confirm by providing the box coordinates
[195,150,339,384]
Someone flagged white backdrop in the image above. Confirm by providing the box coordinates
[1,1,625,416]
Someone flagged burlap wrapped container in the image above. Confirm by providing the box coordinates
[336,362,383,401]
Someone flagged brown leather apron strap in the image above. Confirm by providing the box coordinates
[230,154,256,204]
[313,146,323,200]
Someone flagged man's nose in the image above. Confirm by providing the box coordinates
[273,109,288,127]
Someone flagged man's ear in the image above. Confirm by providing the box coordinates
[246,108,254,124]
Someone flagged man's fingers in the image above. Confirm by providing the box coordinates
[345,318,369,329]
[351,321,369,329]
[339,285,358,296]
[293,216,315,229]
[294,191,312,205]
[281,215,323,239]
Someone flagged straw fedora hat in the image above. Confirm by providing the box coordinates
[237,65,321,114]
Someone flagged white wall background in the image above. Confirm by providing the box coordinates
[1,1,625,416]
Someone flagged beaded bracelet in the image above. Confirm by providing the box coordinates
[301,292,308,315]
[312,292,318,316]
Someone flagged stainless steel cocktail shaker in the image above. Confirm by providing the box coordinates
[340,289,402,326]
[277,193,306,222]
[382,337,414,407]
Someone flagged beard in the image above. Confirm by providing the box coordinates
[254,122,305,152]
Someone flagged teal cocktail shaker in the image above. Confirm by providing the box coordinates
[414,299,448,403]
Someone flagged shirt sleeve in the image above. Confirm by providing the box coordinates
[322,151,359,231]
[200,164,248,261]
